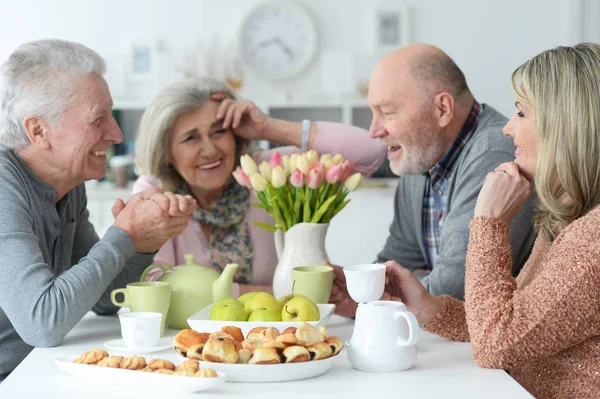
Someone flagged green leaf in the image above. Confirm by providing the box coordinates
[251,202,267,210]
[310,194,337,223]
[252,221,278,233]
[303,189,312,222]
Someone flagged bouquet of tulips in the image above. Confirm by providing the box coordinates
[232,149,364,232]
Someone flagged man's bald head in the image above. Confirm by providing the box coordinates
[374,43,470,102]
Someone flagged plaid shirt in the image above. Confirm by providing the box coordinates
[422,101,481,268]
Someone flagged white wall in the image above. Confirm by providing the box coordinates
[0,0,588,118]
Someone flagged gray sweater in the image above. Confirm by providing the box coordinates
[376,104,537,299]
[0,145,154,379]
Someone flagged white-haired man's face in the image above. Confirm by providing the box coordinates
[47,74,123,185]
[368,70,447,176]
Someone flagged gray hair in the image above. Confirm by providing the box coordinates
[0,39,106,149]
[135,77,252,192]
[411,51,470,101]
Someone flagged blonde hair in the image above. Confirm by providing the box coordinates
[134,78,252,192]
[511,42,600,241]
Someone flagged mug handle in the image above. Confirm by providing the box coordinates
[110,288,129,307]
[396,310,420,346]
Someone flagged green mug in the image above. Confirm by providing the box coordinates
[110,282,172,337]
[291,266,334,304]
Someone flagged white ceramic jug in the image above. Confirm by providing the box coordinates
[347,300,419,372]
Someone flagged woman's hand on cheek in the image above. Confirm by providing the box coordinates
[474,162,532,223]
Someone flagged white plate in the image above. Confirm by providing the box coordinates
[55,358,226,394]
[176,353,338,383]
[187,303,336,336]
[104,337,172,354]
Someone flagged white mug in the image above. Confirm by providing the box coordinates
[118,312,162,349]
[343,264,386,303]
[347,301,419,372]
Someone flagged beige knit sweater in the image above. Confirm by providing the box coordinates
[424,208,600,399]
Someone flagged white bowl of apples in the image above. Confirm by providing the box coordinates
[187,292,336,337]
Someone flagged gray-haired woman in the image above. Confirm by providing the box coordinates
[133,78,386,296]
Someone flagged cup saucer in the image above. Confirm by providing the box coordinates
[103,337,172,353]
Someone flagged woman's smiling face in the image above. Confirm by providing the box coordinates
[168,101,236,195]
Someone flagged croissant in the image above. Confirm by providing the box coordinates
[221,326,244,342]
[307,341,333,360]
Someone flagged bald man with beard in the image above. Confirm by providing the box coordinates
[330,44,537,318]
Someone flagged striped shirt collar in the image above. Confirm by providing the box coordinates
[428,100,481,185]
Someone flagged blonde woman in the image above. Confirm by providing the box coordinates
[133,78,386,296]
[378,43,600,398]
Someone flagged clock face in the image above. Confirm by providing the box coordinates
[239,1,318,81]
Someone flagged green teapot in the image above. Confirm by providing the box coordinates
[140,254,238,329]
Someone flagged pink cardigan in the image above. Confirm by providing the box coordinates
[133,122,386,295]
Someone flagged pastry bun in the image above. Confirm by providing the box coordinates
[202,337,240,364]
[281,345,310,363]
[326,336,343,355]
[306,341,333,360]
[221,326,244,342]
[173,329,209,357]
[249,347,280,364]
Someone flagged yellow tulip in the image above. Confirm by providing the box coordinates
[271,166,286,188]
[282,155,291,176]
[332,153,344,164]
[289,153,299,171]
[249,172,268,191]
[241,154,258,175]
[344,172,364,191]
[296,154,309,175]
[305,149,318,166]
[319,154,332,164]
[258,161,272,182]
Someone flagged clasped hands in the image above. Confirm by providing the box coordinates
[112,187,196,253]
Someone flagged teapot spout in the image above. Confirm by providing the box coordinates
[212,263,239,301]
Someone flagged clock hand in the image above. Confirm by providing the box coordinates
[254,37,278,51]
[274,37,295,59]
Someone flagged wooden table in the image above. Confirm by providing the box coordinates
[0,312,533,398]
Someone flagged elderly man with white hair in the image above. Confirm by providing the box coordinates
[0,39,196,380]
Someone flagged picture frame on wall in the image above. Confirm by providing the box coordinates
[368,6,411,52]
[126,41,158,81]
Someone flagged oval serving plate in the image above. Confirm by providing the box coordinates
[175,352,341,383]
[55,358,226,393]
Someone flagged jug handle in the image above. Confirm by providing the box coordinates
[274,229,284,261]
[140,264,171,282]
[396,310,420,347]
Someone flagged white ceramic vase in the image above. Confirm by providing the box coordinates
[272,222,330,299]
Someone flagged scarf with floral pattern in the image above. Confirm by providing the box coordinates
[179,180,253,284]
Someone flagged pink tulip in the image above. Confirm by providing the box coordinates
[310,162,326,175]
[340,160,354,182]
[290,169,305,187]
[232,166,252,188]
[307,168,325,189]
[325,164,343,184]
[269,152,283,169]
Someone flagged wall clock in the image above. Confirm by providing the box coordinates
[238,1,319,81]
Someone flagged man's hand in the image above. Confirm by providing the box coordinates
[112,192,196,253]
[381,260,442,326]
[327,262,359,318]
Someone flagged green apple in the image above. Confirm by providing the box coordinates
[248,307,282,322]
[244,292,282,314]
[281,296,320,322]
[210,298,248,321]
[237,292,260,306]
[278,293,310,307]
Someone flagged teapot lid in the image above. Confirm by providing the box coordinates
[174,253,206,268]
